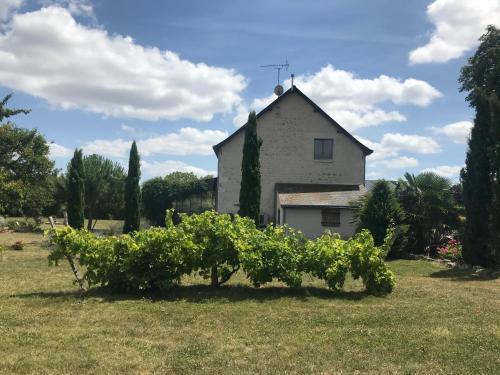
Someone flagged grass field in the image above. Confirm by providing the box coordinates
[1,230,499,374]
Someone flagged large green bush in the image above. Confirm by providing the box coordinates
[48,210,396,295]
[240,225,307,288]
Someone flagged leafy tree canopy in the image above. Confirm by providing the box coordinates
[83,154,126,230]
[0,94,53,217]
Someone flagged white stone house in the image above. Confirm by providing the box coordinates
[213,86,372,238]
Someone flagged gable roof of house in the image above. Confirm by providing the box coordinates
[213,85,373,155]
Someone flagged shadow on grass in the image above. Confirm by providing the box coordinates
[14,284,370,303]
[430,267,499,282]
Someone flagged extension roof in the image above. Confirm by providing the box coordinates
[278,186,367,208]
[213,85,373,155]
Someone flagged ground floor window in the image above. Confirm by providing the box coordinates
[321,208,340,227]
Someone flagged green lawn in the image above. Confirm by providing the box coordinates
[0,230,499,374]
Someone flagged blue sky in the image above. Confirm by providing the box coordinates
[1,0,499,181]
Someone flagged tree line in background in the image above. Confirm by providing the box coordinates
[1,26,499,268]
[0,95,213,232]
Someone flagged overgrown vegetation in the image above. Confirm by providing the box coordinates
[48,210,395,295]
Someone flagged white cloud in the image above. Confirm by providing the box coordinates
[430,121,473,144]
[141,160,215,179]
[39,0,94,18]
[354,135,399,161]
[0,0,23,21]
[120,124,135,133]
[376,156,420,169]
[380,133,442,154]
[236,65,441,130]
[49,142,73,158]
[83,127,227,158]
[83,138,131,158]
[409,0,500,64]
[421,165,463,178]
[356,133,441,163]
[0,6,247,122]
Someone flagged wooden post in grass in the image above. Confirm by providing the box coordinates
[48,216,87,293]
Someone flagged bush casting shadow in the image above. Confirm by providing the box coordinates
[430,267,499,282]
[15,284,371,303]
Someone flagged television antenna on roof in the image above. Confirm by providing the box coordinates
[261,59,289,96]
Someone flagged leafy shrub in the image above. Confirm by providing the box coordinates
[0,215,6,227]
[47,211,396,295]
[11,240,24,250]
[347,230,396,295]
[302,232,350,290]
[7,217,42,233]
[240,225,307,287]
[437,239,463,263]
[176,210,255,286]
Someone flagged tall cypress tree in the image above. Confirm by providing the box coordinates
[459,26,500,266]
[123,141,141,234]
[238,111,262,225]
[67,149,85,230]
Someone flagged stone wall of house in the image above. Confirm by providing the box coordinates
[216,90,366,224]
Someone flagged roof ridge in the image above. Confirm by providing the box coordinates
[213,85,373,155]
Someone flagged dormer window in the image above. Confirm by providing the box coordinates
[314,138,333,160]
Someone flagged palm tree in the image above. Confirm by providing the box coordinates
[396,172,461,255]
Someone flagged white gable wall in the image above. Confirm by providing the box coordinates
[216,91,366,224]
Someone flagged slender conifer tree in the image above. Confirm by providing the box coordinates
[67,149,85,229]
[123,141,141,233]
[238,111,262,225]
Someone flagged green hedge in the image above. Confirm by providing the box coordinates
[48,210,395,295]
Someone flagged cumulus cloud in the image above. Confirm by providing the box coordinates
[421,165,463,178]
[0,0,23,21]
[141,160,215,179]
[0,6,247,122]
[235,65,441,130]
[409,0,500,64]
[380,133,442,154]
[49,142,73,158]
[430,121,473,144]
[356,133,441,164]
[375,156,420,169]
[39,0,94,18]
[83,127,228,158]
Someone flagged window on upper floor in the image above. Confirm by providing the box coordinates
[314,138,333,160]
